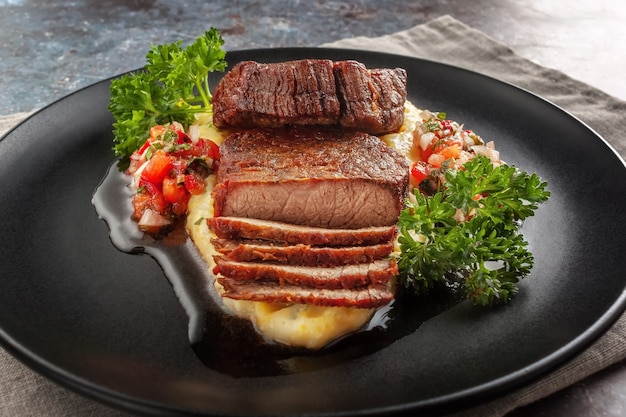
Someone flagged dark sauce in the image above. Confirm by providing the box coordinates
[92,161,465,378]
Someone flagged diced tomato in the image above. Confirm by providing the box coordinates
[420,136,463,163]
[440,144,461,160]
[169,159,188,177]
[175,130,190,144]
[131,186,169,220]
[130,123,223,238]
[204,138,220,160]
[171,145,202,159]
[139,179,161,195]
[170,138,220,161]
[171,194,190,217]
[162,177,187,204]
[149,125,168,141]
[420,139,442,162]
[150,190,169,214]
[141,151,174,184]
[184,173,206,195]
[131,192,152,221]
[428,153,446,168]
[419,141,434,162]
[137,181,168,213]
[410,161,430,188]
[137,139,152,156]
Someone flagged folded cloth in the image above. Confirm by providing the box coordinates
[1,14,625,417]
[0,112,32,135]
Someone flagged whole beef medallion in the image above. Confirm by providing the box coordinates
[212,59,407,134]
[211,127,410,229]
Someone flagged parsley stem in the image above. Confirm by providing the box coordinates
[195,77,211,110]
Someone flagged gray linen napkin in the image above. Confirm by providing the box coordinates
[1,15,625,417]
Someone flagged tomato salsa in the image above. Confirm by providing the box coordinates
[409,110,500,194]
[126,122,220,237]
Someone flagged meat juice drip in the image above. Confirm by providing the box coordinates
[92,161,465,378]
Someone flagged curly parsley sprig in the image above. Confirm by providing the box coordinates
[108,28,227,157]
[396,156,550,306]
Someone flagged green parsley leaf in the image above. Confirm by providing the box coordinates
[396,155,550,306]
[108,28,227,157]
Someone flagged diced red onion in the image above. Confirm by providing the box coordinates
[138,209,171,230]
[188,124,200,143]
[419,132,435,150]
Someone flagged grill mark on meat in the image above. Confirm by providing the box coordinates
[213,60,340,129]
[367,68,408,133]
[212,59,407,134]
[334,61,407,134]
[214,258,397,290]
[212,128,409,229]
[218,277,395,308]
[208,217,397,246]
[212,239,394,266]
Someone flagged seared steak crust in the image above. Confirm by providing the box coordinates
[334,61,407,134]
[212,59,407,134]
[207,217,397,246]
[218,277,395,308]
[214,258,396,290]
[212,239,394,266]
[212,128,409,229]
[212,60,341,129]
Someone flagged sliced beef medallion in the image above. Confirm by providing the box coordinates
[212,239,394,266]
[207,217,398,246]
[211,128,409,229]
[212,59,407,134]
[218,277,396,308]
[214,258,396,290]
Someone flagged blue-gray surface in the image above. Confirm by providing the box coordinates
[3,0,626,115]
[1,0,440,114]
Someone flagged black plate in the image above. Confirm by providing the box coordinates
[1,48,625,416]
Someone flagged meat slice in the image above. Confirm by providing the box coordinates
[212,59,407,134]
[334,61,407,134]
[212,60,340,129]
[212,239,394,266]
[212,128,409,229]
[214,258,396,290]
[218,277,395,308]
[207,217,397,246]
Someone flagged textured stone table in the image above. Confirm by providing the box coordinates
[1,1,626,416]
[2,0,625,115]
